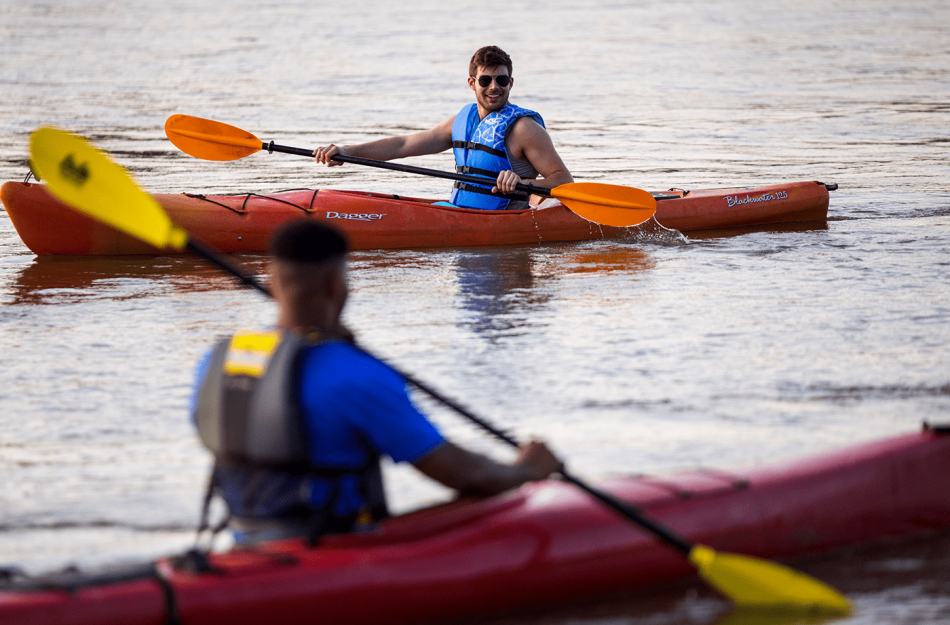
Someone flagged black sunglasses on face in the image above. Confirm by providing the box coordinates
[474,74,511,88]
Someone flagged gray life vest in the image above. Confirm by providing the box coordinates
[193,331,388,543]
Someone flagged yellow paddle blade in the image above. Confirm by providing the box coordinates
[165,114,263,161]
[689,545,851,614]
[28,127,189,251]
[711,607,841,625]
[551,182,657,228]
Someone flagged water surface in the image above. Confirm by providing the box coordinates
[1,1,949,623]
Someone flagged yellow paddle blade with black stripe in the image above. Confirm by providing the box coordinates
[690,545,851,613]
[28,127,189,251]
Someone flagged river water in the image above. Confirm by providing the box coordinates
[1,0,949,623]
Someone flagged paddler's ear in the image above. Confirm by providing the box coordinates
[268,260,285,300]
[467,75,476,91]
[326,260,348,305]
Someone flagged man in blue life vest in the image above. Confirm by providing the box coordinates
[313,45,574,210]
[191,220,562,545]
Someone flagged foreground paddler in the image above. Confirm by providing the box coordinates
[314,45,574,210]
[192,220,562,544]
[28,126,851,614]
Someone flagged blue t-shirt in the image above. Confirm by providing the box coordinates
[191,339,444,519]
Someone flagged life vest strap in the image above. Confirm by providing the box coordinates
[452,140,507,159]
[453,181,529,201]
[456,165,500,179]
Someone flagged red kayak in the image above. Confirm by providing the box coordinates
[0,180,832,255]
[1,425,947,625]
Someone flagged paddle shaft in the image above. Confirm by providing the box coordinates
[403,373,695,553]
[262,141,551,198]
[187,230,693,554]
[375,365,694,552]
[561,473,693,554]
[414,382,696,554]
[186,239,272,297]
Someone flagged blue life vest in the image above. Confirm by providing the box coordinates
[449,103,545,210]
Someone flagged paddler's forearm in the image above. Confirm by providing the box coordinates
[414,440,559,497]
[344,123,454,162]
[526,169,574,190]
[315,117,452,166]
[342,136,415,162]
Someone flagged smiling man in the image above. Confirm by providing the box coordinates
[313,46,573,210]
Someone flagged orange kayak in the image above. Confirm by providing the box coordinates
[1,180,832,255]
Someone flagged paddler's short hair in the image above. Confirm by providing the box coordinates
[469,46,512,77]
[270,219,348,264]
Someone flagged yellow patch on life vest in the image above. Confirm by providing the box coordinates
[223,331,281,377]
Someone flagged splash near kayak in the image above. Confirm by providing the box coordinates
[1,180,832,255]
[1,426,948,625]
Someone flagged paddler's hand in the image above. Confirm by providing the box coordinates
[313,144,346,167]
[514,440,563,481]
[492,169,523,195]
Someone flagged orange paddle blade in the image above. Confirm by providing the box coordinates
[552,182,657,228]
[165,115,263,161]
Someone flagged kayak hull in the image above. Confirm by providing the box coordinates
[1,180,831,255]
[2,427,948,625]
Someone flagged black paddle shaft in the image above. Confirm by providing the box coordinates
[356,347,696,556]
[262,141,551,198]
[559,472,694,554]
[186,239,272,297]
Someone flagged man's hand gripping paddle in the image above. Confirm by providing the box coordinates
[163,114,656,228]
[28,126,850,615]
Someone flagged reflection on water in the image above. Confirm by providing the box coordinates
[8,254,269,306]
[683,221,829,241]
[559,247,656,275]
[455,245,656,339]
[713,609,841,625]
[455,249,554,340]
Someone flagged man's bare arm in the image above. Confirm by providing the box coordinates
[413,440,561,497]
[494,117,574,195]
[314,116,455,166]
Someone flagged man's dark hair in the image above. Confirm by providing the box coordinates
[469,46,513,77]
[270,219,348,263]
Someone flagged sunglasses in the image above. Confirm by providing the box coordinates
[474,74,511,88]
